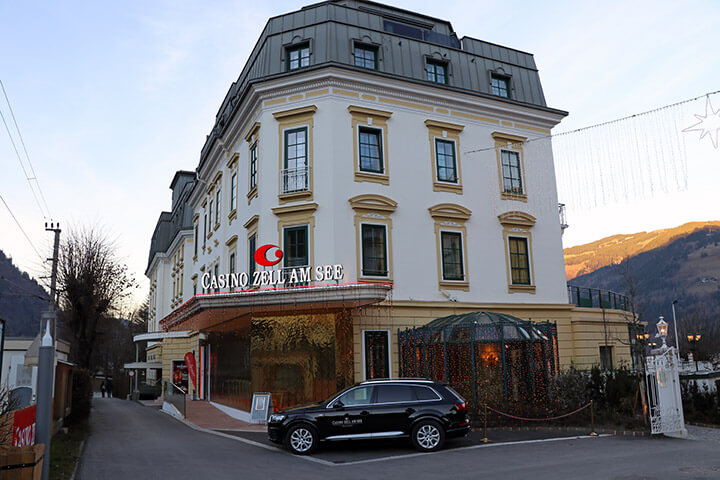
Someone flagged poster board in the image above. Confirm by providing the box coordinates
[250,393,272,424]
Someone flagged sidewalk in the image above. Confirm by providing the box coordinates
[183,399,266,432]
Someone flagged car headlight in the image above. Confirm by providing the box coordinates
[269,414,287,423]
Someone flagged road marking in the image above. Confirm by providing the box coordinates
[334,435,612,467]
[159,409,610,468]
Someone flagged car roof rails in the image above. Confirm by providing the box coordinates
[360,377,433,384]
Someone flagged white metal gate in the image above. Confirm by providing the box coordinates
[645,347,686,436]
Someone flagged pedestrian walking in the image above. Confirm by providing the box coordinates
[100,380,106,398]
[106,377,113,398]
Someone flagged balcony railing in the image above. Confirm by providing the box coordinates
[280,166,310,194]
[567,285,631,312]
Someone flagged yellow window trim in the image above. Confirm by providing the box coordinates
[426,120,464,194]
[348,105,392,185]
[348,194,397,214]
[243,214,259,230]
[429,203,471,291]
[225,235,238,247]
[492,131,528,202]
[275,106,316,204]
[498,211,536,293]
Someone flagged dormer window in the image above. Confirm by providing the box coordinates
[287,43,310,70]
[353,44,378,70]
[426,59,447,84]
[491,74,510,98]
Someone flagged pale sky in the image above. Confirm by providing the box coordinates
[1,0,719,307]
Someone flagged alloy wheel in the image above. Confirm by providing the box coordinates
[416,424,441,449]
[289,427,314,453]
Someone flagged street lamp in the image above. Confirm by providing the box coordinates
[686,333,702,372]
[656,316,668,347]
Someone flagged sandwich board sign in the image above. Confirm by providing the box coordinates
[250,393,272,424]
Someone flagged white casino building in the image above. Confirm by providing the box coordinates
[138,0,637,415]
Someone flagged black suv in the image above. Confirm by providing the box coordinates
[268,379,470,455]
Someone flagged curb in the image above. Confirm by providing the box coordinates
[69,439,86,480]
[475,425,651,437]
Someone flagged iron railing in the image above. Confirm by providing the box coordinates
[280,166,309,194]
[163,380,186,418]
[567,285,631,312]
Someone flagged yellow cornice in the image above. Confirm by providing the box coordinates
[424,119,464,132]
[272,105,317,121]
[498,211,536,227]
[428,203,472,220]
[347,105,393,119]
[244,121,261,142]
[491,131,527,144]
[348,194,397,213]
[272,202,319,217]
[243,214,259,230]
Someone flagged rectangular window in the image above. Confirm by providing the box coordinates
[230,173,237,211]
[441,231,464,281]
[229,252,236,276]
[248,234,256,282]
[491,74,510,98]
[287,44,310,70]
[508,237,531,285]
[283,127,308,193]
[600,346,613,371]
[194,224,198,256]
[215,190,220,225]
[208,201,213,230]
[203,214,207,247]
[283,225,309,267]
[364,330,389,380]
[193,282,197,296]
[249,142,258,190]
[353,45,377,69]
[358,127,383,173]
[361,224,388,277]
[501,150,523,195]
[435,139,457,183]
[426,60,447,84]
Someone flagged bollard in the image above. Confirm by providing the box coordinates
[481,404,490,443]
[589,400,598,436]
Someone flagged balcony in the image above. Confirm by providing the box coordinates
[280,166,310,194]
[567,285,631,312]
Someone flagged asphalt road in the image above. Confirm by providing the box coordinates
[77,398,720,480]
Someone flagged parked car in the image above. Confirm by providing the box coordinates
[268,378,470,455]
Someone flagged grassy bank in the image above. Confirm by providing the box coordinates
[50,421,88,480]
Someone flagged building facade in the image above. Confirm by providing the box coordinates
[142,0,636,416]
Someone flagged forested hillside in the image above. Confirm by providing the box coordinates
[0,249,48,337]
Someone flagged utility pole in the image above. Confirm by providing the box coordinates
[671,300,680,356]
[45,222,61,344]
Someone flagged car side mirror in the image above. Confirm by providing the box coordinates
[332,400,344,408]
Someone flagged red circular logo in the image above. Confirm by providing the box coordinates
[254,244,283,267]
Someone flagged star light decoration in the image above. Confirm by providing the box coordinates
[683,96,720,149]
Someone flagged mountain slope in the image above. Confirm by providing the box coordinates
[567,225,720,325]
[565,221,720,281]
[0,250,48,337]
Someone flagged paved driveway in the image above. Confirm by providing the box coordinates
[77,398,720,480]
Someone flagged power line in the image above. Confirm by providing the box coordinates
[0,78,52,220]
[464,89,720,154]
[0,192,44,261]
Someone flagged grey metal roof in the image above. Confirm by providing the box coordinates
[146,172,196,272]
[198,0,564,170]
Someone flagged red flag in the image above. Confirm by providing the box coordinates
[184,352,197,390]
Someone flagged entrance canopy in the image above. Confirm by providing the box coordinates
[160,282,392,332]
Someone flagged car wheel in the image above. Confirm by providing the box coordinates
[285,423,318,455]
[411,419,445,452]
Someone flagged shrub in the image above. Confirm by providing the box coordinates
[68,369,93,424]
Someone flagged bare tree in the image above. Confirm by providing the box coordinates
[57,227,136,369]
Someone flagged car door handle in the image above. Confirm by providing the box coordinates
[405,408,415,414]
[360,411,370,416]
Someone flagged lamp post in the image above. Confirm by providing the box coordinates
[686,334,702,372]
[656,316,669,347]
[671,300,680,354]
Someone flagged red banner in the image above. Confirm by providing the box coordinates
[184,352,197,391]
[12,404,36,447]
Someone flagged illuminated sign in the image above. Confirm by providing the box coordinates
[201,245,344,290]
